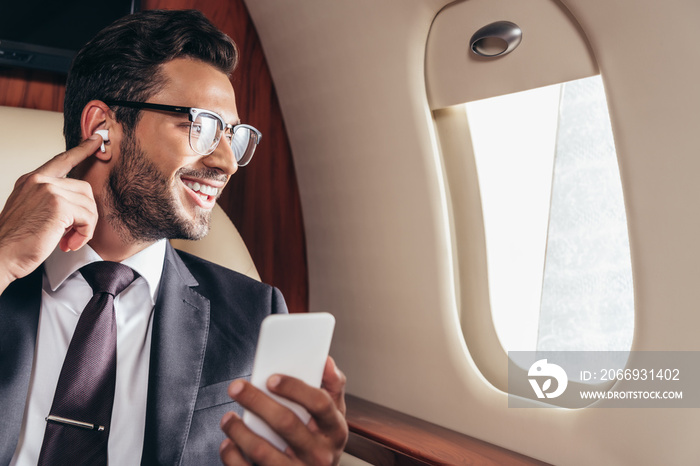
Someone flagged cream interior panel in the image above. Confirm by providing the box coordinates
[0,106,66,204]
[426,0,598,109]
[245,0,700,464]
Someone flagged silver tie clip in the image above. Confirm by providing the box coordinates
[46,415,105,431]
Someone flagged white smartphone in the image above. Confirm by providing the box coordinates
[242,312,336,452]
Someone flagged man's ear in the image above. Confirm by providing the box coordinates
[81,100,115,161]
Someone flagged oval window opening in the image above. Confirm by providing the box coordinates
[465,75,634,360]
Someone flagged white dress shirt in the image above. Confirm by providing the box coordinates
[10,240,167,466]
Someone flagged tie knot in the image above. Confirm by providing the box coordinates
[80,261,138,296]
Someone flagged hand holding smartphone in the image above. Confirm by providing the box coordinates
[242,312,336,451]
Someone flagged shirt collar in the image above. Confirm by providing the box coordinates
[44,239,167,305]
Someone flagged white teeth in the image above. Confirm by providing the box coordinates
[183,180,219,197]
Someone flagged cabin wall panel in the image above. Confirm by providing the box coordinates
[246,0,700,464]
[0,1,308,313]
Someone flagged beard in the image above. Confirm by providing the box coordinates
[101,131,226,243]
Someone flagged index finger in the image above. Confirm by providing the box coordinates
[36,134,103,178]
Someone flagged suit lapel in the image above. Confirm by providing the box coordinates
[141,244,210,465]
[0,267,42,464]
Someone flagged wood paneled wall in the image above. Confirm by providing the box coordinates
[0,1,309,313]
[0,68,65,110]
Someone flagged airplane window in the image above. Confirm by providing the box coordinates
[465,75,634,354]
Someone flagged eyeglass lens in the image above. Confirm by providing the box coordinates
[231,126,259,166]
[190,112,259,165]
[190,113,221,155]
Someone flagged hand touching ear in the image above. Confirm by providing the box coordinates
[0,135,104,293]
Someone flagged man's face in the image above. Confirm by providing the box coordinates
[101,58,240,242]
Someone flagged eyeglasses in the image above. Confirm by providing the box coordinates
[104,100,261,166]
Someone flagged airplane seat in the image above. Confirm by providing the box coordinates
[0,105,260,281]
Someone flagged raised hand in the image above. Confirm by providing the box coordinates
[0,135,104,292]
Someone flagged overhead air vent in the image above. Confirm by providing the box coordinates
[469,21,522,57]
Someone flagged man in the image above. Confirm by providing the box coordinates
[0,9,347,465]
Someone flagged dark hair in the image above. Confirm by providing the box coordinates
[63,9,238,149]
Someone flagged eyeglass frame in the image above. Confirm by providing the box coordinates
[103,100,261,166]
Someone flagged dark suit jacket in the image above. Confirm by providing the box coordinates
[0,243,287,465]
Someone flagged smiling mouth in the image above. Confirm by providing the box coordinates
[182,178,220,201]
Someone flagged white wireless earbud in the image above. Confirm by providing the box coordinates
[94,129,110,153]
